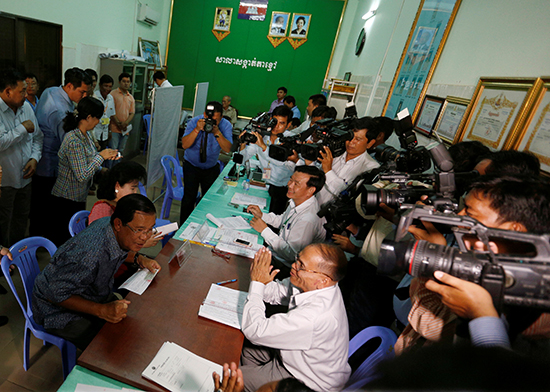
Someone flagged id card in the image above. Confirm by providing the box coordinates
[263,167,271,180]
[101,116,110,125]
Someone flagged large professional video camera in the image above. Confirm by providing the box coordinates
[374,109,431,174]
[378,204,550,311]
[239,112,277,144]
[300,117,355,161]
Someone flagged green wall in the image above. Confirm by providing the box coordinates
[167,0,345,118]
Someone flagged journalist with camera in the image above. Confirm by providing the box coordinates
[239,105,294,214]
[180,101,232,223]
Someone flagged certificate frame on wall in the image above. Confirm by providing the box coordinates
[457,77,542,151]
[432,96,470,144]
[512,77,550,174]
[382,0,462,122]
[414,95,445,136]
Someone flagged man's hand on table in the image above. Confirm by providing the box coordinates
[99,300,131,323]
[213,362,244,392]
[250,216,268,233]
[250,247,279,285]
[137,254,161,273]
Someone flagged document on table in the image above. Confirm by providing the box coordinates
[178,222,217,245]
[74,384,143,392]
[142,342,222,392]
[206,213,250,229]
[214,229,262,258]
[119,268,159,295]
[198,284,248,329]
[230,193,267,209]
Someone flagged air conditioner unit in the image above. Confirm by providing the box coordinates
[137,4,160,26]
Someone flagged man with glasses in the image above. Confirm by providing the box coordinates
[32,194,161,350]
[240,244,350,392]
[247,165,326,277]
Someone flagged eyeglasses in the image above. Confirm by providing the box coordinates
[292,255,334,281]
[124,223,158,238]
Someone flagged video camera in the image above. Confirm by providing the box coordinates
[378,204,550,311]
[268,124,317,162]
[300,118,355,161]
[239,112,277,144]
[374,109,431,174]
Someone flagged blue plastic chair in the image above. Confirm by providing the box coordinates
[218,159,225,173]
[342,326,397,391]
[138,181,173,247]
[142,114,151,155]
[160,155,184,219]
[1,237,76,380]
[68,210,90,237]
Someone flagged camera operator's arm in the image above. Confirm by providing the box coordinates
[408,221,447,246]
[181,118,205,149]
[426,271,510,349]
[212,123,232,153]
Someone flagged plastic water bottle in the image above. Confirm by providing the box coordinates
[243,179,250,192]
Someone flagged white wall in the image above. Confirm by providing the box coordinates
[329,0,550,116]
[0,0,171,72]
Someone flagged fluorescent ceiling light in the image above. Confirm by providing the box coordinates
[362,10,377,20]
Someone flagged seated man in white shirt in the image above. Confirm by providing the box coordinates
[241,244,351,392]
[316,116,382,207]
[239,105,294,214]
[247,165,326,277]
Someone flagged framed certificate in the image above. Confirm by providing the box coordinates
[432,96,470,144]
[457,77,542,151]
[513,77,550,174]
[414,95,445,136]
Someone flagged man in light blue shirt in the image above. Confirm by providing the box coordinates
[0,69,43,246]
[283,95,300,119]
[180,101,233,224]
[30,67,91,238]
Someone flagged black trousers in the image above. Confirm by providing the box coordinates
[29,175,57,238]
[50,196,86,247]
[179,161,220,225]
[267,184,288,215]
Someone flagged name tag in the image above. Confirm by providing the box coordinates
[101,117,110,125]
[263,167,271,180]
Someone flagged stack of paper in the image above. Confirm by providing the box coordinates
[178,221,217,245]
[119,268,159,295]
[198,284,248,329]
[142,342,222,392]
[230,193,267,209]
[215,230,262,259]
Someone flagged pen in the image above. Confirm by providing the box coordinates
[216,278,237,285]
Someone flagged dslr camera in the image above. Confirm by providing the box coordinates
[203,104,217,133]
[378,205,550,311]
[240,112,277,144]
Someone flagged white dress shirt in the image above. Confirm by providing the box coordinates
[241,135,295,187]
[261,196,326,267]
[284,118,311,137]
[317,151,380,206]
[0,99,43,188]
[242,278,351,392]
[92,91,116,142]
[159,80,173,87]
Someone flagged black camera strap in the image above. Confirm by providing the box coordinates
[199,131,208,163]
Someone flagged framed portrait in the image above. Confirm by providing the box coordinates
[457,77,541,151]
[289,13,311,39]
[409,27,436,55]
[138,38,162,68]
[414,95,445,136]
[213,7,233,32]
[268,12,290,37]
[382,0,462,122]
[432,96,470,144]
[512,77,550,174]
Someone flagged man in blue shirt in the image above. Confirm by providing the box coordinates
[180,101,232,224]
[30,67,91,238]
[283,95,300,119]
[0,69,43,247]
[32,194,161,350]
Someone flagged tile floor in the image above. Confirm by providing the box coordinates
[0,151,221,391]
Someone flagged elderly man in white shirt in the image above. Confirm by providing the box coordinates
[316,116,381,206]
[247,165,326,276]
[240,243,351,392]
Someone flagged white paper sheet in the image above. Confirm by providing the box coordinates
[210,216,250,230]
[198,284,248,329]
[119,268,159,295]
[155,222,179,237]
[230,193,267,209]
[142,342,222,392]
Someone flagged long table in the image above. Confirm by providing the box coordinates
[77,240,252,391]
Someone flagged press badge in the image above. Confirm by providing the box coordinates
[101,116,110,125]
[263,167,271,180]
